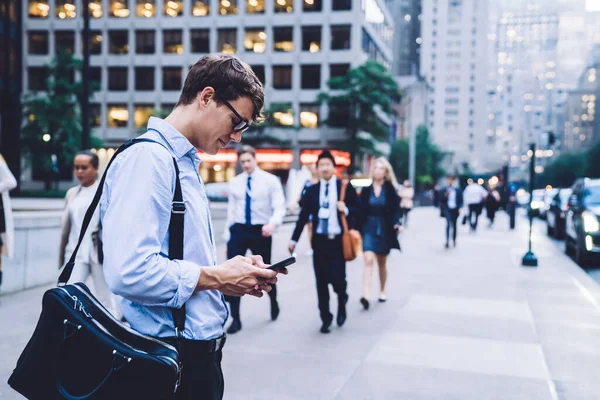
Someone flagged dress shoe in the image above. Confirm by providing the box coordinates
[227,319,242,334]
[360,297,370,310]
[271,301,280,321]
[337,295,348,326]
[320,321,332,334]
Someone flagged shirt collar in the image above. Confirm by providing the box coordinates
[320,175,337,186]
[147,117,196,159]
[243,168,261,179]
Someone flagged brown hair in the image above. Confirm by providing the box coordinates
[176,54,265,123]
[237,144,256,158]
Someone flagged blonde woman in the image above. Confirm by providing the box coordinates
[0,154,17,290]
[357,157,401,310]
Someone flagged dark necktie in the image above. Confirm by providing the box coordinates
[320,183,329,234]
[245,176,252,226]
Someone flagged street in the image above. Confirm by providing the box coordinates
[1,208,600,399]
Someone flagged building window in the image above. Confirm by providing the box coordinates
[163,30,183,54]
[28,0,50,18]
[90,104,101,127]
[89,0,103,17]
[192,0,209,15]
[245,29,266,53]
[330,63,349,78]
[163,67,182,91]
[164,0,182,16]
[331,25,351,50]
[219,0,237,15]
[275,0,293,13]
[107,104,129,127]
[89,67,102,90]
[55,31,75,54]
[303,0,322,12]
[332,0,351,10]
[328,103,348,127]
[218,28,237,53]
[272,103,294,126]
[274,27,293,52]
[191,29,210,53]
[109,30,129,54]
[136,0,155,17]
[273,65,292,89]
[135,67,155,90]
[110,0,130,17]
[28,67,48,91]
[134,104,154,128]
[301,65,321,89]
[29,31,49,55]
[246,0,264,14]
[300,103,319,128]
[86,31,103,54]
[251,65,265,85]
[108,67,128,91]
[302,26,321,52]
[56,0,76,19]
[136,30,155,54]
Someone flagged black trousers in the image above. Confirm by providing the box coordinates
[443,208,460,243]
[225,223,276,320]
[468,203,482,230]
[312,234,347,323]
[163,339,224,400]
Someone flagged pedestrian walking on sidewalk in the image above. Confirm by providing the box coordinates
[0,154,16,291]
[224,145,286,334]
[485,188,501,227]
[100,54,284,400]
[463,179,487,232]
[59,150,122,318]
[357,158,401,310]
[398,179,414,227]
[288,150,359,334]
[439,175,463,248]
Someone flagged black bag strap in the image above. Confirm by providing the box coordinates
[57,136,187,338]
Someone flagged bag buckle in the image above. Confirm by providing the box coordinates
[172,201,186,214]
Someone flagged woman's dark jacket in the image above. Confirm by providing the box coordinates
[357,181,402,251]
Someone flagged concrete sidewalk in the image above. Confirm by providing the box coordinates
[1,208,600,399]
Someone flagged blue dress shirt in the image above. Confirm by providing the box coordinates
[100,117,228,340]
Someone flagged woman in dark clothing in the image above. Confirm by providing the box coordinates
[357,157,402,310]
[485,188,500,227]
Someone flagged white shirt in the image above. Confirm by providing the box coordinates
[447,187,458,209]
[225,168,286,241]
[65,181,100,264]
[463,183,487,205]
[318,175,342,235]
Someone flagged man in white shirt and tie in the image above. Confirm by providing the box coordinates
[224,145,286,334]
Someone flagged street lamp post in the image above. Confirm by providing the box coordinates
[522,142,538,267]
[81,0,90,150]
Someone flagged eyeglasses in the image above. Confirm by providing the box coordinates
[223,100,250,133]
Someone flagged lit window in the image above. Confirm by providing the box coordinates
[245,29,266,53]
[272,104,294,126]
[219,0,237,15]
[90,104,101,127]
[163,30,183,54]
[275,0,293,13]
[29,31,49,55]
[302,26,321,52]
[246,0,265,14]
[110,0,130,17]
[274,27,293,52]
[218,28,237,53]
[304,0,322,12]
[109,30,129,54]
[300,104,319,128]
[82,31,103,54]
[164,0,182,16]
[191,0,209,16]
[134,105,154,128]
[56,0,76,19]
[107,105,129,127]
[136,0,155,17]
[29,0,50,18]
[89,1,103,17]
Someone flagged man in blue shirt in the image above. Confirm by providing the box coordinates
[100,54,284,400]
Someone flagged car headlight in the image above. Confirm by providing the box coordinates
[531,201,542,210]
[583,212,599,233]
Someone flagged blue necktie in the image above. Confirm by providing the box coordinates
[319,183,329,234]
[245,176,252,226]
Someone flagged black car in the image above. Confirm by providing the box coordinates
[546,188,572,239]
[565,178,600,266]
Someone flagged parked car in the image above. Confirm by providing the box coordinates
[204,182,230,202]
[546,188,572,239]
[565,178,600,266]
[530,189,546,217]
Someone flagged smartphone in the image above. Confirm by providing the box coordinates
[267,256,296,271]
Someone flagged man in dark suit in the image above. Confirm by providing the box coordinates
[439,174,463,248]
[288,150,359,334]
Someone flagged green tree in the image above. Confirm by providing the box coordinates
[21,51,102,188]
[538,152,587,188]
[585,142,600,178]
[318,60,400,171]
[389,124,446,191]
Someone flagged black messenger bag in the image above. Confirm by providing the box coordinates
[8,138,188,399]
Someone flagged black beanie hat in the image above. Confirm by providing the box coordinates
[317,150,336,166]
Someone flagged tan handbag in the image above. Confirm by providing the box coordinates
[339,180,362,261]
